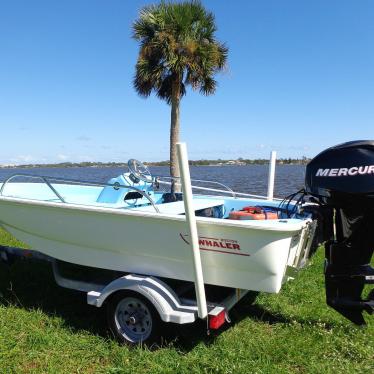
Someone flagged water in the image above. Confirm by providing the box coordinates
[0,164,305,198]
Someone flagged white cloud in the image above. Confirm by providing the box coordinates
[57,154,69,161]
[76,135,91,142]
[9,155,36,163]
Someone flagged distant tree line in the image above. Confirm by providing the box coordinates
[0,162,128,169]
[0,157,311,169]
[147,157,311,166]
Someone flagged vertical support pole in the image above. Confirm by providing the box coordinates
[176,142,208,319]
[267,150,276,200]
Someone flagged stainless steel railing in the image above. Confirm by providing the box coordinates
[0,174,160,213]
[0,172,280,213]
[154,175,280,200]
[155,175,237,198]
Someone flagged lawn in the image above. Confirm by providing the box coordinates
[0,227,372,373]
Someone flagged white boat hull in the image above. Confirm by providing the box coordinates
[0,195,311,293]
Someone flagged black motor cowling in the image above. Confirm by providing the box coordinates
[305,141,374,325]
[306,140,374,206]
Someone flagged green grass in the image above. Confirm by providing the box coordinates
[0,227,372,373]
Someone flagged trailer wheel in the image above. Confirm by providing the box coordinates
[107,291,162,345]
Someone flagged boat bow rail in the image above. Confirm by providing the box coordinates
[0,172,285,215]
[154,175,237,198]
[153,175,285,201]
[0,173,161,213]
[0,174,67,202]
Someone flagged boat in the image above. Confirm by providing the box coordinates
[1,141,371,344]
[0,153,316,294]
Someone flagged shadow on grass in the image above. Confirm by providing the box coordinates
[172,297,347,352]
[171,292,295,351]
[0,259,341,351]
[0,260,109,338]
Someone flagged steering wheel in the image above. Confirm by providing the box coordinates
[127,159,153,183]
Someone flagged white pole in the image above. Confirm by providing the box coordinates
[176,142,208,319]
[267,150,276,200]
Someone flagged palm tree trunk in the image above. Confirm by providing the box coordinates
[170,80,181,193]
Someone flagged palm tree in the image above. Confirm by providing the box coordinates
[132,1,228,192]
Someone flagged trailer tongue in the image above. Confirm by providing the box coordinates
[305,140,374,325]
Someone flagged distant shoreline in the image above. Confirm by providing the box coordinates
[0,158,310,169]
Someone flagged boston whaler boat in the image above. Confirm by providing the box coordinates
[0,159,315,292]
[1,141,370,344]
[0,143,317,343]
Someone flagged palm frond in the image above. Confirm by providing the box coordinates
[199,76,217,96]
[133,0,228,104]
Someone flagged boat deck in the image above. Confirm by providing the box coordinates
[130,198,225,214]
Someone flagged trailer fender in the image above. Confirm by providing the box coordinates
[87,274,197,324]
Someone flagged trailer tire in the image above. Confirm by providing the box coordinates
[106,291,162,345]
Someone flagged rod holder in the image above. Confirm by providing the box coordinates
[267,150,276,200]
[176,142,208,319]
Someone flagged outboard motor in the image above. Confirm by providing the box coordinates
[305,140,374,324]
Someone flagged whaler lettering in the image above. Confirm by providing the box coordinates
[179,233,249,256]
[198,239,240,250]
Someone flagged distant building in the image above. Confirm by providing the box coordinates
[0,164,16,168]
[225,160,245,166]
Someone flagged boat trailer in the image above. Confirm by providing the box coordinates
[0,141,373,344]
[0,243,250,343]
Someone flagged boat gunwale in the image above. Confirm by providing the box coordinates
[0,194,309,233]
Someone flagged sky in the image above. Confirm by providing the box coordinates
[0,0,373,164]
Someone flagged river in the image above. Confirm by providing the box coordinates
[0,164,306,198]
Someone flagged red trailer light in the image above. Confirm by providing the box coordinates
[208,309,226,330]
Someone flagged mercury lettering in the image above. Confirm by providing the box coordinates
[316,166,374,177]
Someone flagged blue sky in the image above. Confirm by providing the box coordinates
[0,0,373,164]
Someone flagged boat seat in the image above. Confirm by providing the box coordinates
[130,198,225,215]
